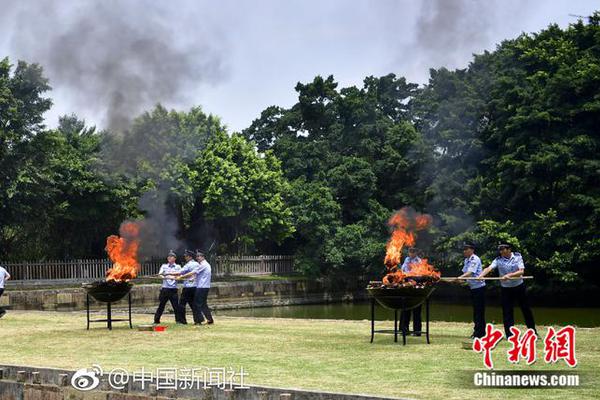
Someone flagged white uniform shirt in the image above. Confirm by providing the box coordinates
[0,266,9,289]
[490,252,525,288]
[401,256,421,273]
[159,263,181,289]
[462,254,485,289]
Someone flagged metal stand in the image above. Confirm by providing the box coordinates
[370,297,430,345]
[86,292,133,330]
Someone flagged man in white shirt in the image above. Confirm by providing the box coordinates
[0,265,11,318]
[154,250,184,324]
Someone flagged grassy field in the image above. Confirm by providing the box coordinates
[0,311,598,399]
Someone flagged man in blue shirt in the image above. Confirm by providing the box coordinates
[0,265,11,319]
[400,247,422,336]
[153,250,184,324]
[479,243,536,337]
[457,242,486,338]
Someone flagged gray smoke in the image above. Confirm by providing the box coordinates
[411,0,496,71]
[136,189,183,259]
[8,0,228,132]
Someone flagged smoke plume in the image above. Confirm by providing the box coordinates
[8,0,228,132]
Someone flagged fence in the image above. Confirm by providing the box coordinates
[1,255,295,282]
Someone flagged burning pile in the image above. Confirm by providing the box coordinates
[105,221,141,281]
[374,208,441,288]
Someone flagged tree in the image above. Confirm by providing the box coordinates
[0,58,52,258]
[244,74,426,277]
[187,131,295,254]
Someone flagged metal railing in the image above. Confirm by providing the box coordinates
[1,255,295,282]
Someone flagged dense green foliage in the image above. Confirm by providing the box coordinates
[1,15,598,291]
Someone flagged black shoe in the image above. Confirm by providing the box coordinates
[0,311,6,319]
[207,320,214,325]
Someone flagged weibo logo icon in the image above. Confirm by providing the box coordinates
[70,365,103,391]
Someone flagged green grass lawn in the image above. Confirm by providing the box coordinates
[0,311,598,399]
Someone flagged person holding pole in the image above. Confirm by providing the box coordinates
[479,243,536,338]
[172,249,214,325]
[179,268,198,325]
[153,250,185,324]
[400,247,422,336]
[457,242,486,339]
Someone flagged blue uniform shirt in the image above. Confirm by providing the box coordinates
[159,263,181,289]
[462,254,485,289]
[195,260,212,288]
[490,252,525,288]
[401,256,421,273]
[180,260,212,289]
[183,276,196,288]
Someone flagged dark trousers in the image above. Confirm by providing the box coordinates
[193,288,213,323]
[401,305,422,334]
[470,286,486,338]
[179,287,198,324]
[501,283,536,337]
[154,288,183,324]
[0,288,5,314]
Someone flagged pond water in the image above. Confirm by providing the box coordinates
[216,301,600,328]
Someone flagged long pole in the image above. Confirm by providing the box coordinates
[440,276,533,281]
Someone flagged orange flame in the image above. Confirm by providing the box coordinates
[105,221,141,281]
[404,258,441,280]
[382,208,440,286]
[384,208,432,269]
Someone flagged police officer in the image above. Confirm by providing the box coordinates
[192,250,214,325]
[179,266,198,325]
[172,249,214,325]
[400,247,422,336]
[457,242,486,338]
[480,243,536,337]
[0,264,11,319]
[154,250,184,324]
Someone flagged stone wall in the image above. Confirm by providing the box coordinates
[0,365,401,400]
[1,280,363,312]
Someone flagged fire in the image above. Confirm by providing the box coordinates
[404,258,441,280]
[105,221,141,281]
[381,208,440,287]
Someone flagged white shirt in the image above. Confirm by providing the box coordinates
[490,252,525,288]
[158,263,181,289]
[462,254,485,289]
[0,267,9,289]
[181,260,212,288]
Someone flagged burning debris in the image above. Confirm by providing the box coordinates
[370,208,441,289]
[105,221,141,281]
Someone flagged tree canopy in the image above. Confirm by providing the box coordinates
[1,14,599,293]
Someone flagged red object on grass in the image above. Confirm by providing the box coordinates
[153,325,167,332]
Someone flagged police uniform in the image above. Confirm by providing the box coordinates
[179,275,198,324]
[490,249,536,337]
[154,254,184,324]
[400,255,422,335]
[462,251,486,338]
[0,266,10,318]
[179,250,214,324]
